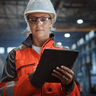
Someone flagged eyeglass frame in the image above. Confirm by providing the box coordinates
[27,17,52,25]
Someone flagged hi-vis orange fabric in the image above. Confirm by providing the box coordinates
[0,34,81,96]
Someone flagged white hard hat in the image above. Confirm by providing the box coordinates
[24,0,56,31]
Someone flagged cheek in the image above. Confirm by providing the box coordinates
[45,23,52,30]
[44,26,50,32]
[29,25,35,32]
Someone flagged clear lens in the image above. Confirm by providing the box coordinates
[40,17,49,21]
[27,17,51,25]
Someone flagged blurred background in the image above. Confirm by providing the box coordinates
[0,0,96,95]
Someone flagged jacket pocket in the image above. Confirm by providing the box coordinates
[16,63,36,78]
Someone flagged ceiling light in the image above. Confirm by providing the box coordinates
[7,47,15,53]
[77,19,83,24]
[57,42,62,46]
[71,44,76,49]
[0,47,5,54]
[65,46,69,49]
[64,33,70,38]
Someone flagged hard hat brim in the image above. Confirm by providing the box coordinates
[24,10,56,23]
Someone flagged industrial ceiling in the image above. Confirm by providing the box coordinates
[0,0,96,48]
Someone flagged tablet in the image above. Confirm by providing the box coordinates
[32,48,79,83]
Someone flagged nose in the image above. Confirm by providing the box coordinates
[36,19,43,25]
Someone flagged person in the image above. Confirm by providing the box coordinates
[0,58,3,79]
[0,0,81,96]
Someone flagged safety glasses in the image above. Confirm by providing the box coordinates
[27,17,51,25]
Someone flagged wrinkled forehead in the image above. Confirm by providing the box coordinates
[26,12,51,18]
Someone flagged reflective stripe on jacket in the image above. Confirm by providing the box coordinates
[0,34,81,96]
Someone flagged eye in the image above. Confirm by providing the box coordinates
[28,17,37,22]
[41,17,48,21]
[31,17,37,21]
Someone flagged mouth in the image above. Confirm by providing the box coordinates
[35,30,43,31]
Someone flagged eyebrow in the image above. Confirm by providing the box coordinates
[27,15,50,18]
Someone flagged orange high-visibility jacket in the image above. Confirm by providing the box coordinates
[0,34,81,96]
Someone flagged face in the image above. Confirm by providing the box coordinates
[27,12,54,39]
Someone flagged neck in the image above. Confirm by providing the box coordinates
[32,36,49,47]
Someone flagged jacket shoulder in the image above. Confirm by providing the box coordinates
[13,44,27,52]
[53,42,69,50]
[1,44,27,82]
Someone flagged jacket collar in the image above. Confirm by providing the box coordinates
[22,33,54,48]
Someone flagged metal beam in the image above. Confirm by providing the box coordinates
[53,0,61,11]
[0,0,29,1]
[63,5,96,9]
[0,15,23,19]
[55,26,96,32]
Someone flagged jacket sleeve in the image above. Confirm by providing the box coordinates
[0,49,38,96]
[62,79,81,96]
[53,43,81,95]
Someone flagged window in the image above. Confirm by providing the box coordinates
[7,47,15,53]
[0,47,5,54]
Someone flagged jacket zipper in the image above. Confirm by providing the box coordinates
[31,38,52,58]
[17,63,35,70]
[40,38,52,56]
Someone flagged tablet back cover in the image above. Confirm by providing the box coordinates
[32,49,79,83]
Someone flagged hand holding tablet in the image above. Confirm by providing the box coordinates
[32,49,79,83]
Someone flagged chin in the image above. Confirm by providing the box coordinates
[36,34,44,38]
